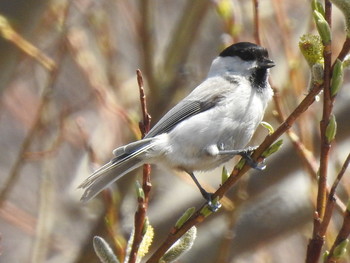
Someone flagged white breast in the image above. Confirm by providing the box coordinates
[147,75,272,172]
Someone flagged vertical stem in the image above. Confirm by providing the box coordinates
[252,0,261,45]
[317,0,332,222]
[128,70,152,263]
[306,1,333,262]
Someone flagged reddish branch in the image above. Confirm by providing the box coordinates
[325,153,350,262]
[306,1,350,262]
[128,70,152,263]
[306,2,333,263]
[320,153,350,237]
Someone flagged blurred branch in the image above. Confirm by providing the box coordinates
[0,15,56,72]
[155,0,211,111]
[137,0,156,95]
[0,42,63,207]
[0,2,71,207]
[252,0,261,45]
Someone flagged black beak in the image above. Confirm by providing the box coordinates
[258,58,275,69]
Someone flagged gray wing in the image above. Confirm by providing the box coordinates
[145,95,222,138]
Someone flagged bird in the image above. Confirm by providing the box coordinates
[79,42,274,210]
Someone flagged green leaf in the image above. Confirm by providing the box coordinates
[313,10,332,44]
[325,114,337,143]
[135,180,145,201]
[262,139,283,158]
[331,59,344,97]
[221,166,230,184]
[261,121,274,135]
[175,207,196,229]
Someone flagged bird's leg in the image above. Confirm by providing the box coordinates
[186,171,221,212]
[218,146,266,170]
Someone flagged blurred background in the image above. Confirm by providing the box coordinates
[0,0,349,262]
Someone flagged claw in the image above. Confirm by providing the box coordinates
[205,193,222,212]
[239,149,266,171]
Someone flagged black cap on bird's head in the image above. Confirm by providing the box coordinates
[219,42,275,69]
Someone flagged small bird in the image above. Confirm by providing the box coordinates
[79,42,274,210]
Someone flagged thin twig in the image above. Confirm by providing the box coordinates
[320,153,350,236]
[325,154,350,263]
[137,0,156,95]
[252,0,260,45]
[128,70,152,263]
[0,15,56,71]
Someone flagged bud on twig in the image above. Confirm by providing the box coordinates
[261,139,283,158]
[160,227,197,263]
[313,10,332,45]
[299,34,324,67]
[200,196,221,217]
[312,0,325,17]
[260,121,275,135]
[333,239,349,259]
[312,63,324,84]
[135,180,145,201]
[175,207,196,229]
[325,114,337,143]
[331,59,344,97]
[93,236,119,263]
[221,166,230,184]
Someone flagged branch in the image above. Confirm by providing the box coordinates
[325,153,350,263]
[0,27,68,207]
[128,70,152,263]
[252,0,261,45]
[320,153,350,237]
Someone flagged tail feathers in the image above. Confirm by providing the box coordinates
[79,157,144,202]
[113,138,154,157]
[79,140,154,202]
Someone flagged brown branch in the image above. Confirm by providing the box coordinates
[316,2,333,223]
[306,1,335,262]
[137,69,151,136]
[325,153,350,263]
[252,0,261,45]
[320,153,350,237]
[146,76,324,263]
[306,30,350,260]
[128,70,152,263]
[336,37,350,62]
